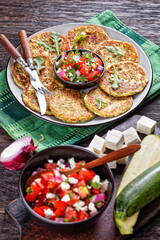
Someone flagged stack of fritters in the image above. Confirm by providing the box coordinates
[11,25,148,123]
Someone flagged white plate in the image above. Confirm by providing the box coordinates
[6,23,152,127]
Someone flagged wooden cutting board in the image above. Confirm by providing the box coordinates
[5,115,160,240]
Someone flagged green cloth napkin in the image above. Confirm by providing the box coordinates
[0,10,160,151]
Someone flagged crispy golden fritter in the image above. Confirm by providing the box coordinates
[49,88,95,123]
[66,25,109,51]
[84,87,133,117]
[99,61,148,97]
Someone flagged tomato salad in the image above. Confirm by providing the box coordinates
[25,158,109,223]
[55,50,104,83]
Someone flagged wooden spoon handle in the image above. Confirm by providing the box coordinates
[18,30,32,59]
[0,34,21,60]
[60,144,141,175]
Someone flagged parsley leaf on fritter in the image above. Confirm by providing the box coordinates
[105,46,124,57]
[33,56,45,75]
[50,32,61,55]
[110,65,121,90]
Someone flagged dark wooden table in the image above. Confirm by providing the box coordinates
[0,1,160,239]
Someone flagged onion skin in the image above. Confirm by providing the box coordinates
[0,136,43,171]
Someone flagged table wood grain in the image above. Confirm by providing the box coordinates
[0,0,160,239]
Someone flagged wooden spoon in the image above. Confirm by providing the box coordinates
[59,144,141,175]
[25,144,140,188]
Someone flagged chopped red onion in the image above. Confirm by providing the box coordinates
[97,65,103,74]
[59,70,65,77]
[53,169,62,182]
[91,193,105,203]
[55,218,64,222]
[0,135,44,171]
[76,70,81,77]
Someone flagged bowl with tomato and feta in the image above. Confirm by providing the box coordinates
[54,49,105,89]
[19,145,114,232]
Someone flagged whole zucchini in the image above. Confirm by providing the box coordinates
[114,134,160,235]
[114,161,160,221]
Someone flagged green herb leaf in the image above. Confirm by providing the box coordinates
[90,181,102,189]
[31,39,56,52]
[67,68,76,82]
[26,187,34,194]
[79,161,82,166]
[71,216,75,220]
[110,65,121,90]
[33,56,45,75]
[50,31,61,55]
[74,34,89,44]
[105,46,124,57]
[95,98,107,110]
[57,59,65,69]
[75,49,81,56]
[95,201,103,207]
[64,218,69,222]
[77,75,88,83]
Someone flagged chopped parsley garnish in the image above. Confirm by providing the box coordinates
[77,75,88,83]
[105,46,124,57]
[26,187,34,194]
[95,201,103,207]
[67,68,76,82]
[110,65,121,90]
[50,31,61,55]
[33,56,45,75]
[95,98,107,110]
[31,39,55,52]
[79,161,82,166]
[91,181,101,189]
[71,216,75,220]
[64,218,69,222]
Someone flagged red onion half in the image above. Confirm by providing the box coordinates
[0,135,44,171]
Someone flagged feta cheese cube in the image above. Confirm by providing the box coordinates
[105,129,124,150]
[137,115,157,135]
[123,127,141,145]
[68,157,76,169]
[46,193,55,199]
[73,188,78,193]
[85,146,94,153]
[88,202,98,216]
[61,182,70,190]
[44,208,54,219]
[61,174,68,182]
[100,179,109,193]
[89,135,106,155]
[116,144,128,165]
[68,177,78,184]
[73,200,87,211]
[92,175,100,183]
[61,194,70,202]
[48,159,53,163]
[107,160,117,169]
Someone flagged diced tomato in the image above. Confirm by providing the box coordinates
[85,197,90,205]
[87,70,100,82]
[78,210,89,221]
[47,181,60,190]
[65,208,78,222]
[78,186,90,199]
[74,61,85,69]
[33,206,45,217]
[61,64,68,70]
[96,57,103,66]
[74,179,86,188]
[39,205,55,220]
[66,57,76,67]
[61,75,70,81]
[54,200,67,211]
[35,194,46,207]
[75,160,86,168]
[61,189,68,198]
[34,178,46,190]
[79,65,90,76]
[41,172,55,183]
[44,162,58,170]
[67,193,80,205]
[78,168,95,181]
[25,183,41,202]
[54,208,64,218]
[68,172,78,179]
[40,187,49,195]
[91,188,100,195]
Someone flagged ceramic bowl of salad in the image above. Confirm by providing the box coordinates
[53,49,105,89]
[19,145,114,232]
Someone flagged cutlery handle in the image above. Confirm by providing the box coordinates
[18,30,32,59]
[0,34,21,60]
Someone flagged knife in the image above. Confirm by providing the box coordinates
[0,33,47,115]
